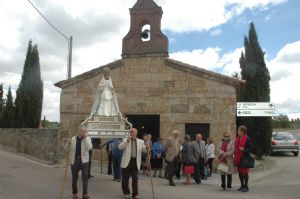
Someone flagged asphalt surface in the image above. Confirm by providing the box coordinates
[0,130,300,199]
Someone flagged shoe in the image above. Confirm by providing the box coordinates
[169,182,176,186]
[227,186,232,190]
[159,175,163,178]
[82,193,90,199]
[183,180,191,185]
[117,178,121,182]
[241,187,249,192]
[134,195,141,199]
[221,186,226,191]
[122,194,130,199]
[237,186,244,191]
[88,175,94,179]
[72,194,79,199]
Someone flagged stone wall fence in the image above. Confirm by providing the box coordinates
[0,128,59,164]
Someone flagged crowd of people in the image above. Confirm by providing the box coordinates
[69,125,253,199]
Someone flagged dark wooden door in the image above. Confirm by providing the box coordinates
[185,123,210,141]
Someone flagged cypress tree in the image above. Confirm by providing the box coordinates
[0,84,3,113]
[237,23,272,159]
[0,87,15,128]
[14,40,43,128]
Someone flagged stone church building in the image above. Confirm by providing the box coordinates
[55,0,243,144]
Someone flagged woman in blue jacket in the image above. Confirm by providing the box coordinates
[151,138,164,178]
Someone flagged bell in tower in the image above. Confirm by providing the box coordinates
[122,0,169,58]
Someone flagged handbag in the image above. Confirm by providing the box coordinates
[184,164,195,175]
[217,162,229,173]
[239,155,255,168]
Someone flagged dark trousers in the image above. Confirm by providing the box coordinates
[166,160,174,183]
[174,157,182,179]
[112,154,122,179]
[238,172,249,188]
[194,158,205,183]
[207,158,214,175]
[221,174,232,188]
[107,152,112,175]
[71,158,89,194]
[122,158,139,197]
[88,150,92,177]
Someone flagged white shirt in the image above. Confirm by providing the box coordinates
[205,143,215,159]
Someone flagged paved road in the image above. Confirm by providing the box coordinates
[0,130,300,199]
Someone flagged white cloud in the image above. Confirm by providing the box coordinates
[159,0,286,32]
[287,112,300,120]
[41,82,61,121]
[170,47,243,76]
[210,29,223,36]
[170,48,222,70]
[268,41,300,116]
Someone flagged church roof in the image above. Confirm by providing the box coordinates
[165,58,244,89]
[54,59,123,89]
[54,58,244,89]
[132,0,160,10]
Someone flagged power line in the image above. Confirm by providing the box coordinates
[26,0,73,79]
[27,0,69,40]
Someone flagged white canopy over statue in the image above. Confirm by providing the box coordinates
[82,68,131,138]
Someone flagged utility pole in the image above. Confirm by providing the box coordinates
[67,36,73,79]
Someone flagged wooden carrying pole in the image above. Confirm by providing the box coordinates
[147,148,155,199]
[59,142,71,199]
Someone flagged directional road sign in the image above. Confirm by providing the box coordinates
[237,102,275,110]
[237,109,275,117]
[237,102,275,117]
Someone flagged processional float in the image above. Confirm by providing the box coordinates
[81,68,132,138]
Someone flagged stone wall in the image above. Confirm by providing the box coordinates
[58,56,238,146]
[0,128,59,163]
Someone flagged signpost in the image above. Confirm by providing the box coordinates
[237,102,275,117]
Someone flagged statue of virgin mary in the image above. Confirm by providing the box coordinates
[90,68,120,116]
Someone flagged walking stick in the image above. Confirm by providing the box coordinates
[59,142,71,199]
[147,148,155,199]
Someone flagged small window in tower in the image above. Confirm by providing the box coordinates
[141,24,151,42]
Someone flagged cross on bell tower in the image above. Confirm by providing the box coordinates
[122,0,169,58]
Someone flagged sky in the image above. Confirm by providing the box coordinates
[0,0,299,122]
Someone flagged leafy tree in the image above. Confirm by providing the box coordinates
[0,86,15,128]
[14,40,43,128]
[272,114,290,129]
[237,23,273,159]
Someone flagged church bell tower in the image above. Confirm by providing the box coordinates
[122,0,169,58]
